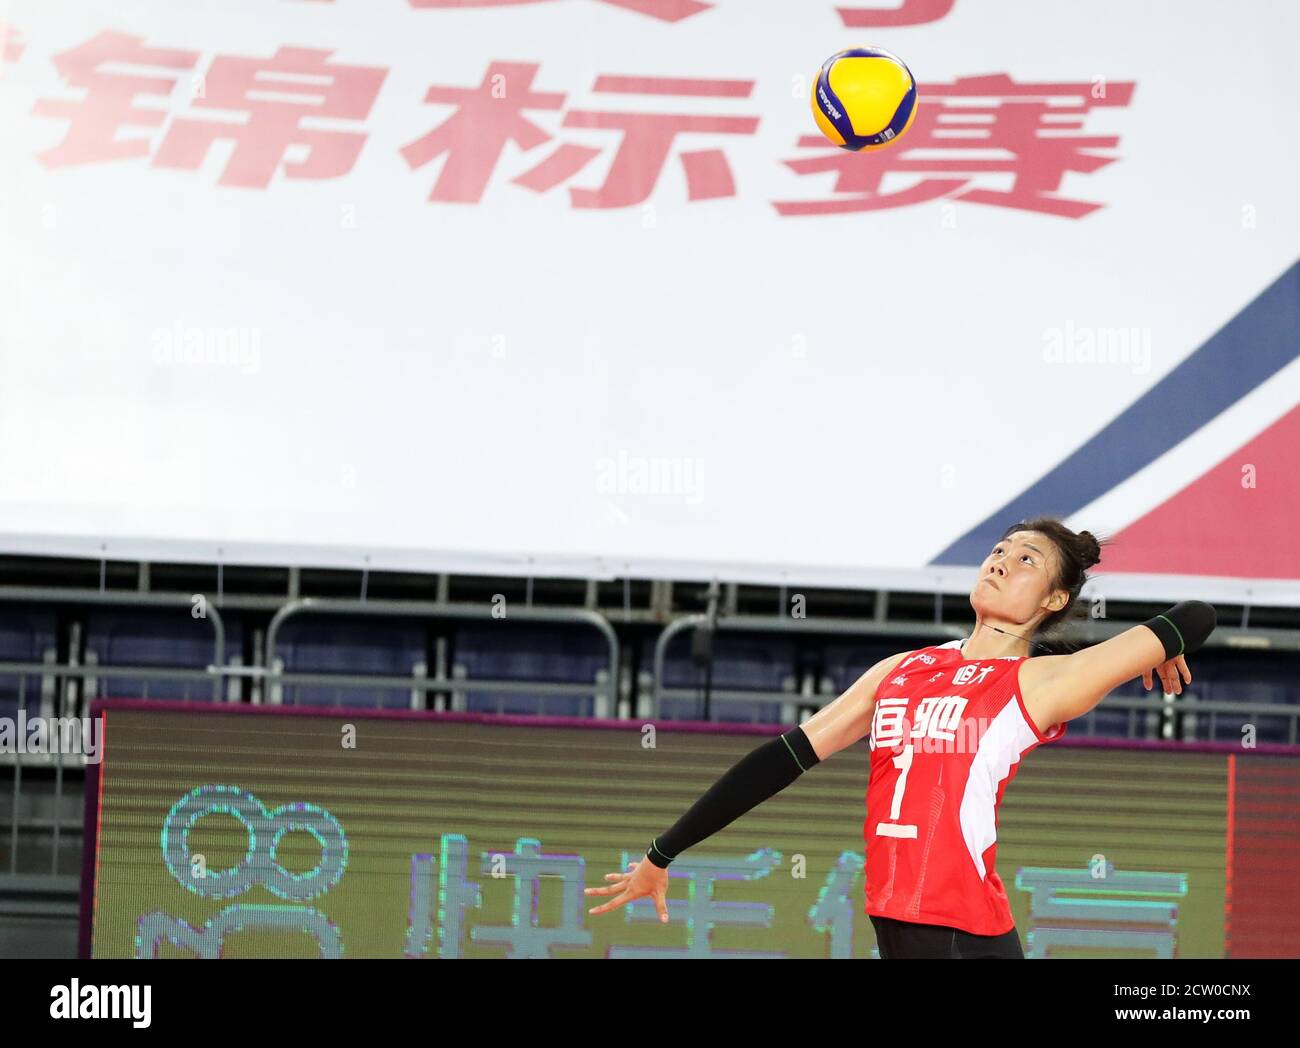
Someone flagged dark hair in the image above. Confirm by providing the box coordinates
[998,516,1106,636]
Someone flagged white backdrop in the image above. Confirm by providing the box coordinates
[1,0,1297,602]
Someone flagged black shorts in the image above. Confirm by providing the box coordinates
[869,914,1025,959]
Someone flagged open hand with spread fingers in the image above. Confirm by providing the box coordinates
[585,858,670,924]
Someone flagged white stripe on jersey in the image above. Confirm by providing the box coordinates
[958,698,1040,880]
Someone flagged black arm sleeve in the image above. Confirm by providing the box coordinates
[1143,600,1217,661]
[644,725,821,869]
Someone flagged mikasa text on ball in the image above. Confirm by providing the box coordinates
[811,46,917,152]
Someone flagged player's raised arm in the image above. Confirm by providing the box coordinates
[584,649,911,922]
[798,649,914,761]
[1021,600,1217,727]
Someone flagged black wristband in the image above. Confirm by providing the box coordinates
[645,725,821,869]
[1143,600,1217,661]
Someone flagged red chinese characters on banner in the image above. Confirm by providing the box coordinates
[402,64,758,208]
[774,75,1136,219]
[30,32,1136,218]
[34,31,199,168]
[837,0,954,27]
[152,47,387,188]
[0,21,24,64]
[400,62,564,203]
[408,0,714,23]
[518,74,759,208]
[34,34,386,186]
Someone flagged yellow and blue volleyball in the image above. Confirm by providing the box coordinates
[811,46,917,152]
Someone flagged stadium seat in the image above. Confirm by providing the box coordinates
[452,625,611,717]
[820,637,943,694]
[0,610,59,722]
[650,633,797,725]
[274,619,425,709]
[1177,652,1298,744]
[83,610,242,703]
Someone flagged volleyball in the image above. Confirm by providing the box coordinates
[811,46,918,152]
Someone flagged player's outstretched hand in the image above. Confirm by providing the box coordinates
[1143,654,1191,695]
[585,858,670,923]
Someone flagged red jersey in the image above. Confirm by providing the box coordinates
[863,639,1066,936]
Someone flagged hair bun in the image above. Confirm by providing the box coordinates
[1079,530,1103,569]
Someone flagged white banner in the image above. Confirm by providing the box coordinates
[1,1,1297,601]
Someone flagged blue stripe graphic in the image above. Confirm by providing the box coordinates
[929,258,1300,566]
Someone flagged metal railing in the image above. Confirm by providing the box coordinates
[260,597,620,716]
[0,593,1295,735]
[651,614,969,719]
[0,586,226,701]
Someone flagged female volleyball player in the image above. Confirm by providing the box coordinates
[584,517,1217,958]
